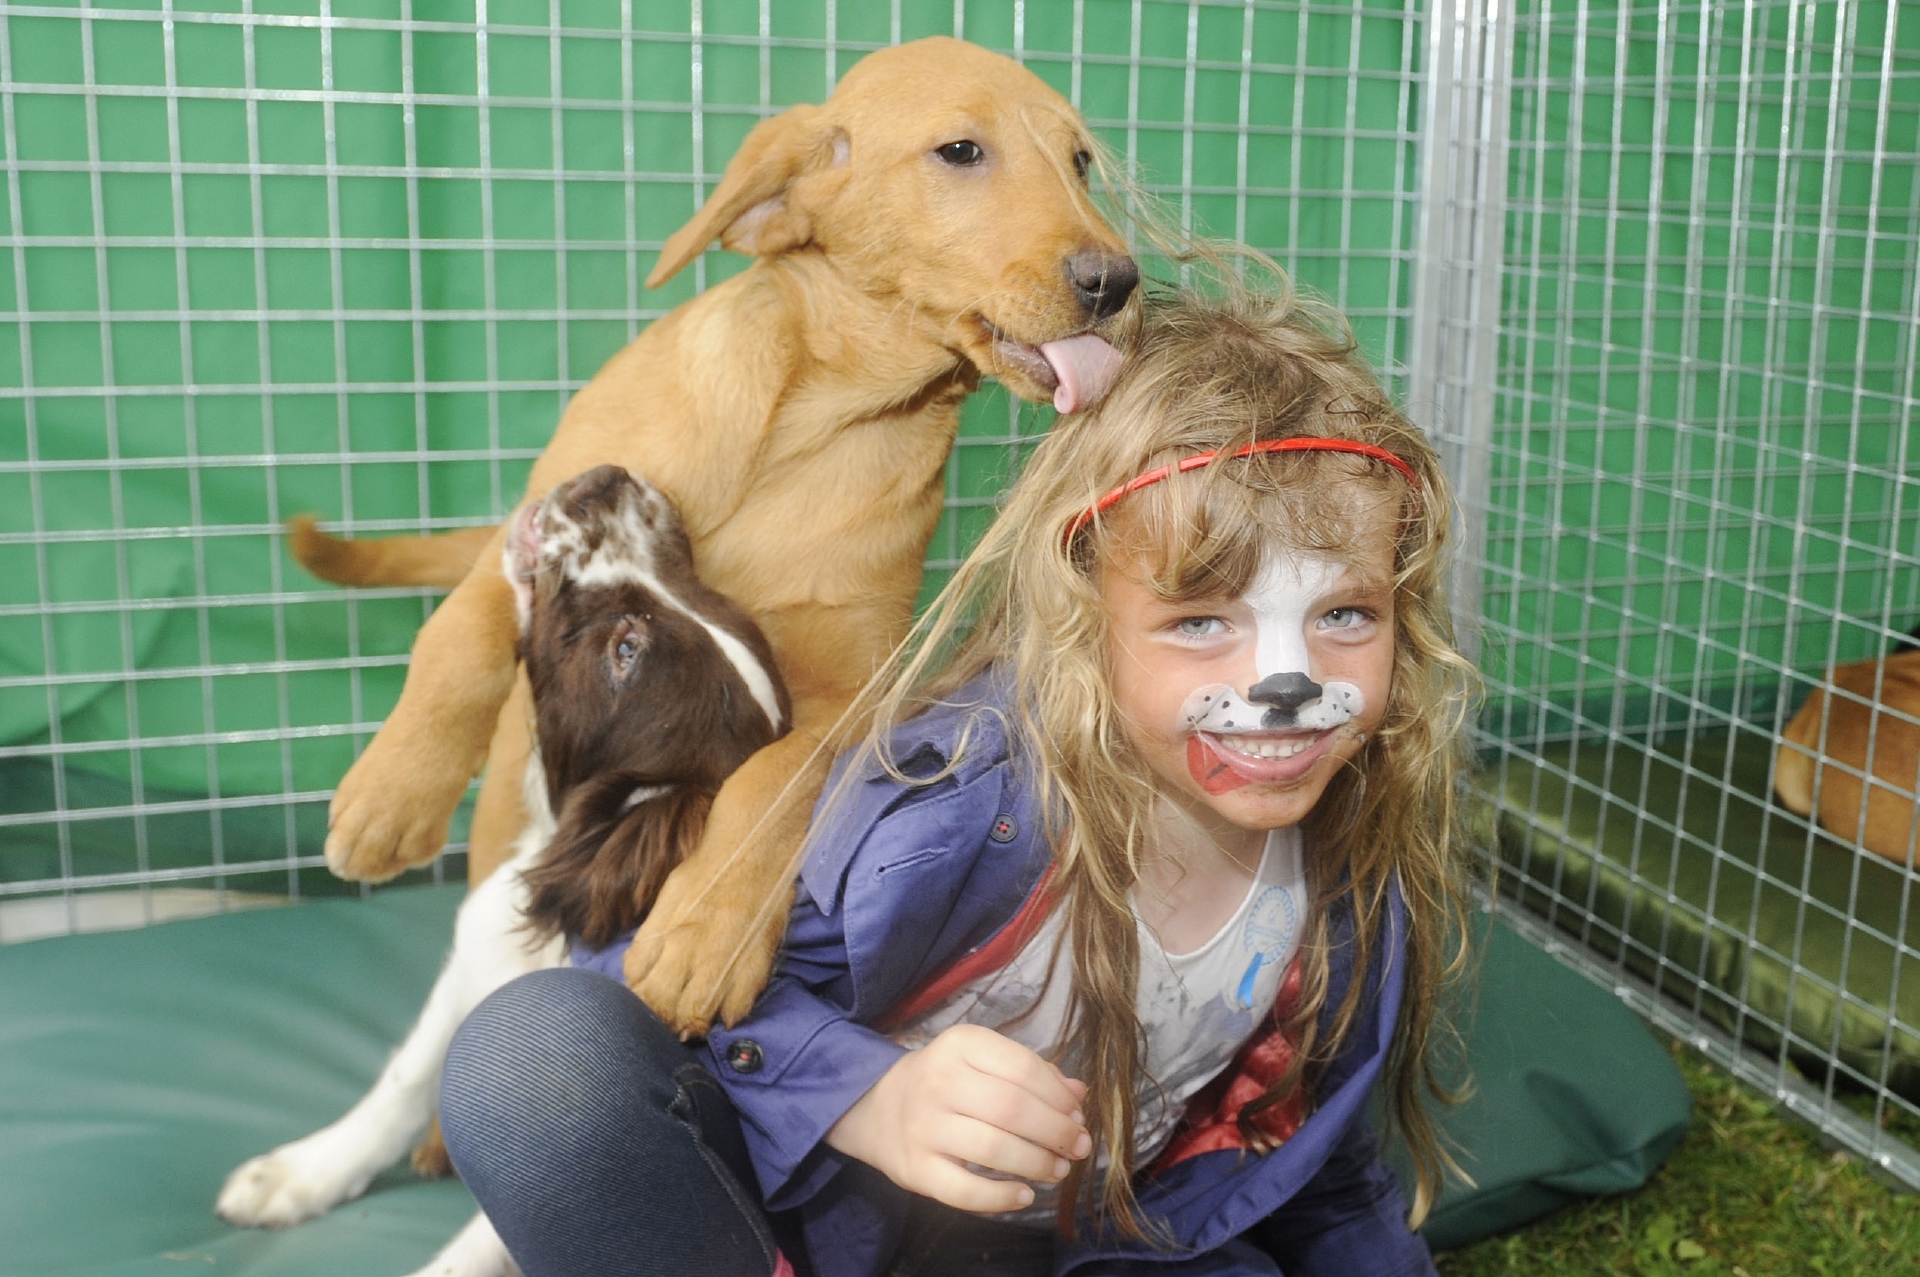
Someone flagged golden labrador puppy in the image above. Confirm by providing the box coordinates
[301,37,1139,1037]
[1776,646,1920,867]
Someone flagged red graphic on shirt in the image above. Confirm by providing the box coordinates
[1154,957,1308,1168]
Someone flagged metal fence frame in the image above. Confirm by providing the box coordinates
[1419,0,1920,1188]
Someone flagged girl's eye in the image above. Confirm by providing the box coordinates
[1173,616,1228,638]
[935,139,984,166]
[1320,607,1369,630]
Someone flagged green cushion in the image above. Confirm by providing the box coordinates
[0,888,475,1277]
[0,885,1687,1272]
[1481,730,1920,1100]
[1410,920,1691,1250]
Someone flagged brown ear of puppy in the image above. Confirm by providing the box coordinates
[521,773,714,948]
[646,103,848,289]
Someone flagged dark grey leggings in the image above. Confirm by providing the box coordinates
[440,967,1055,1277]
[441,967,784,1276]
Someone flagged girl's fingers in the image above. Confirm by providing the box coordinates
[942,1066,1089,1161]
[933,1113,1072,1185]
[948,1026,1087,1124]
[913,1154,1042,1216]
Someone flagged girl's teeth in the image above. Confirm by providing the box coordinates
[1227,736,1314,759]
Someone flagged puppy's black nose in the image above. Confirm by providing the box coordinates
[1067,249,1140,320]
[1247,672,1322,719]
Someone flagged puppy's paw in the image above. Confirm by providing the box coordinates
[402,1211,519,1277]
[215,1145,374,1229]
[411,1120,456,1178]
[626,869,789,1037]
[325,727,470,882]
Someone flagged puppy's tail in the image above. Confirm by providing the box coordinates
[288,515,499,590]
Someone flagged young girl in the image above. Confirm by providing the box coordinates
[439,280,1475,1277]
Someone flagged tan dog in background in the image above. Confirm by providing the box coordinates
[296,38,1139,1041]
[1775,646,1920,867]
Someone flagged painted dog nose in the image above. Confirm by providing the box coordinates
[1247,671,1323,717]
[1067,249,1140,320]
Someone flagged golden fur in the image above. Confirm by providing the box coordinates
[840,279,1477,1232]
[299,37,1138,1035]
[1775,648,1920,866]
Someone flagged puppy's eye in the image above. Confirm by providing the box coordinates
[1073,149,1092,180]
[936,139,984,167]
[609,622,645,681]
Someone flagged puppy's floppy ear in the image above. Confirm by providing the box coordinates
[521,772,714,948]
[647,104,850,288]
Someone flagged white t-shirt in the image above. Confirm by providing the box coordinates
[888,827,1309,1221]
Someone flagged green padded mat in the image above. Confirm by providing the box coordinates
[0,885,1689,1274]
[1,888,476,1277]
[1483,729,1920,1103]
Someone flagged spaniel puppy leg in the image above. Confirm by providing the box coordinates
[403,1211,520,1277]
[466,672,535,887]
[401,673,536,1180]
[217,854,561,1227]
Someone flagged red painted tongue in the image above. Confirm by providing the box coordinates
[1188,736,1252,795]
[1039,333,1123,414]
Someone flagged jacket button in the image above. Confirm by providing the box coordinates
[727,1039,765,1074]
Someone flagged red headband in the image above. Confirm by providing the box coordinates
[1063,437,1422,541]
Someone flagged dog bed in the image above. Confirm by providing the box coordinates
[1482,726,1920,1102]
[0,884,1688,1274]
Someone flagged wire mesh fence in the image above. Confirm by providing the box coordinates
[1455,0,1920,1185]
[0,0,1427,935]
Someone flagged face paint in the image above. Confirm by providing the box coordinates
[1103,503,1398,836]
[1188,735,1249,794]
[1179,553,1368,790]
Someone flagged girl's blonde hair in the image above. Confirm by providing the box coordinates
[860,272,1476,1237]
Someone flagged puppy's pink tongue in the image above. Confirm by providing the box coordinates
[1041,334,1123,414]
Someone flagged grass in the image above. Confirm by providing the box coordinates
[1436,1043,1920,1276]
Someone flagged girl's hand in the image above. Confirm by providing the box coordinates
[825,1024,1093,1213]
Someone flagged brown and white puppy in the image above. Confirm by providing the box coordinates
[513,465,789,948]
[1776,644,1920,868]
[217,467,786,1277]
[297,36,1139,1038]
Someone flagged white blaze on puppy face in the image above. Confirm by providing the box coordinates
[548,480,675,590]
[512,473,786,735]
[1179,553,1368,735]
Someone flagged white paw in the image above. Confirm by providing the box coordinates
[402,1212,518,1277]
[215,1142,374,1229]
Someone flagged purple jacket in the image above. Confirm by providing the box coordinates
[580,680,1435,1277]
